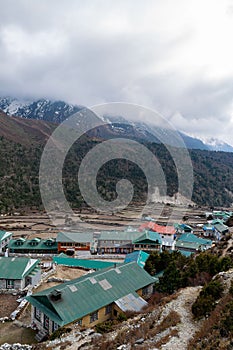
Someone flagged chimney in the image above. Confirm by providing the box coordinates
[50,289,62,301]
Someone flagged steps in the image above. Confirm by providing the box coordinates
[35,329,48,342]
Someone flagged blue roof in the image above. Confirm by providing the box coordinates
[124,250,149,268]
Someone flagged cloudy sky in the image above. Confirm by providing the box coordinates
[0,0,233,144]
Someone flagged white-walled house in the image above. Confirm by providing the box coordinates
[0,231,12,254]
[0,257,41,290]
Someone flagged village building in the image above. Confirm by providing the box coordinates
[57,232,93,254]
[175,233,213,255]
[91,230,143,254]
[202,223,216,238]
[124,250,149,268]
[0,230,12,254]
[8,237,58,255]
[0,256,41,290]
[174,223,193,235]
[27,262,155,336]
[139,222,176,249]
[211,219,229,239]
[133,231,162,252]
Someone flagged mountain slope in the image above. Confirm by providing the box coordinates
[0,111,56,146]
[0,113,233,211]
[1,96,233,152]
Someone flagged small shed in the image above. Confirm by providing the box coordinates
[0,257,41,290]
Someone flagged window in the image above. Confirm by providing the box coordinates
[105,304,112,315]
[77,319,82,326]
[52,321,59,332]
[44,314,49,330]
[6,280,14,289]
[35,308,42,322]
[142,286,149,296]
[90,311,98,323]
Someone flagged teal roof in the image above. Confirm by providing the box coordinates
[174,224,192,232]
[0,231,12,242]
[177,233,212,245]
[176,249,193,257]
[8,238,58,251]
[53,256,119,270]
[124,250,149,268]
[133,231,162,245]
[27,262,155,326]
[0,257,39,279]
[212,223,229,233]
[57,232,93,243]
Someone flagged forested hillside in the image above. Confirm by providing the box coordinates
[0,113,233,213]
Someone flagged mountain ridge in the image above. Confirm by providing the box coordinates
[1,96,232,152]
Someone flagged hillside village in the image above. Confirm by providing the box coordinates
[0,206,233,349]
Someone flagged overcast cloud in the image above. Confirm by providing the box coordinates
[0,0,233,144]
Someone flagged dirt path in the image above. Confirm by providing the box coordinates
[222,238,233,256]
[158,286,202,350]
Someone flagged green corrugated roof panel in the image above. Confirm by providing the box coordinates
[53,256,119,270]
[98,230,143,241]
[0,257,39,279]
[177,233,212,245]
[213,223,229,233]
[133,231,162,245]
[8,238,58,251]
[57,232,93,243]
[27,262,155,326]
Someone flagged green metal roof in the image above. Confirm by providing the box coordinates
[57,232,93,243]
[0,231,12,242]
[8,238,58,251]
[98,230,143,241]
[213,223,229,234]
[133,231,162,245]
[0,257,39,279]
[53,256,120,270]
[177,233,212,245]
[124,250,149,268]
[27,262,155,326]
[176,249,193,257]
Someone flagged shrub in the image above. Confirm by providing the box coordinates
[192,279,223,318]
[117,313,127,322]
[49,327,72,340]
[192,295,215,318]
[95,320,114,334]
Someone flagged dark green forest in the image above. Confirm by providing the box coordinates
[1,130,233,214]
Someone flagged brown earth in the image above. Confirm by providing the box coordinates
[0,294,19,318]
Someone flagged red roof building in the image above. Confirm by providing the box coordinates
[139,222,175,235]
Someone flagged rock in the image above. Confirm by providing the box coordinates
[135,338,144,344]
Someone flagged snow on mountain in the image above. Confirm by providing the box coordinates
[0,97,83,124]
[200,137,233,153]
[1,96,232,152]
